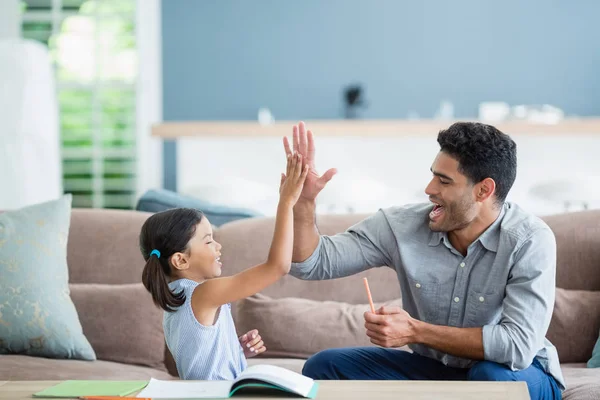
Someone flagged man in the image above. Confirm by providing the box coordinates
[283,121,563,400]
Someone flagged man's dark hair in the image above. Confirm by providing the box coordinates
[437,122,517,204]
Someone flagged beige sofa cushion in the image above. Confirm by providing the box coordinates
[542,211,600,291]
[0,354,173,381]
[546,288,600,363]
[70,283,166,370]
[235,293,405,359]
[67,209,151,284]
[561,364,600,400]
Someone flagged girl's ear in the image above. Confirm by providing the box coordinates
[170,252,189,271]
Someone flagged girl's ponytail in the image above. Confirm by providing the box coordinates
[142,255,185,312]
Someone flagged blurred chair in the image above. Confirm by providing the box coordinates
[529,177,600,212]
[317,178,394,214]
[181,176,278,217]
[136,189,262,227]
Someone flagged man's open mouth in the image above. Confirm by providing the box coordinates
[429,202,445,221]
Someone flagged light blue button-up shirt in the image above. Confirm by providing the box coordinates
[291,202,564,389]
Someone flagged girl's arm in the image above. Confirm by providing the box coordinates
[192,153,308,313]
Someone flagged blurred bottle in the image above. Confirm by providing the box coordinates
[435,100,454,120]
[258,107,275,125]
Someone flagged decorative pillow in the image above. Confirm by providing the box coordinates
[589,332,600,368]
[546,288,600,363]
[0,195,95,360]
[234,293,405,359]
[70,283,165,369]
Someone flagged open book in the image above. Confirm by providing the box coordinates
[136,365,319,399]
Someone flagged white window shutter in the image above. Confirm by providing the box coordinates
[21,0,137,209]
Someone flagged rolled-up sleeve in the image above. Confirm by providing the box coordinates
[482,227,557,370]
[290,209,398,280]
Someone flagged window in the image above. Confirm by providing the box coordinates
[21,0,137,209]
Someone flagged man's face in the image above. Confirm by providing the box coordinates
[425,152,479,232]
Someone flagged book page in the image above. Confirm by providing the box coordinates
[136,378,232,399]
[234,365,315,397]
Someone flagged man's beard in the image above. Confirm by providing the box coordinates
[429,196,475,232]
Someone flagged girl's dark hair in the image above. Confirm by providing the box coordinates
[140,208,204,312]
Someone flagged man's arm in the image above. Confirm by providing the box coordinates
[290,208,398,280]
[282,122,335,263]
[480,227,556,370]
[367,227,556,370]
[291,198,320,263]
[414,323,484,359]
[365,307,484,360]
[283,122,397,280]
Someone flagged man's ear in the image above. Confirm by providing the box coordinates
[170,252,189,271]
[475,178,496,203]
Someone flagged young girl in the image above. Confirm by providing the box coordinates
[139,152,308,380]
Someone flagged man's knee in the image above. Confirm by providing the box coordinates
[468,361,516,382]
[302,349,343,379]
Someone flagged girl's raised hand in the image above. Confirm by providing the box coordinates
[279,152,309,207]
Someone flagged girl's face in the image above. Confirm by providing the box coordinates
[171,217,222,281]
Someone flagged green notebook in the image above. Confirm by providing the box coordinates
[33,380,148,398]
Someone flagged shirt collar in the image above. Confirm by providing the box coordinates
[477,203,507,252]
[428,230,444,247]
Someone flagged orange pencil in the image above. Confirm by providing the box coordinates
[79,397,150,400]
[363,277,376,313]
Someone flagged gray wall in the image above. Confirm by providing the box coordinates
[161,0,600,189]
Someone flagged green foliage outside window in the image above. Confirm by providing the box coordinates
[21,0,137,209]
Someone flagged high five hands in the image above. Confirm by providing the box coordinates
[282,122,337,202]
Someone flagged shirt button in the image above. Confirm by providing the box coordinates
[454,297,460,303]
[416,283,421,288]
[479,296,485,302]
[460,262,466,268]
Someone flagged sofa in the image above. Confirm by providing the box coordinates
[1,207,599,399]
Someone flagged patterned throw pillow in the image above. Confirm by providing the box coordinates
[0,195,95,360]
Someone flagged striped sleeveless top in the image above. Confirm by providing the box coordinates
[163,278,247,380]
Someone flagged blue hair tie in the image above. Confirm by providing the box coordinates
[150,249,161,258]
